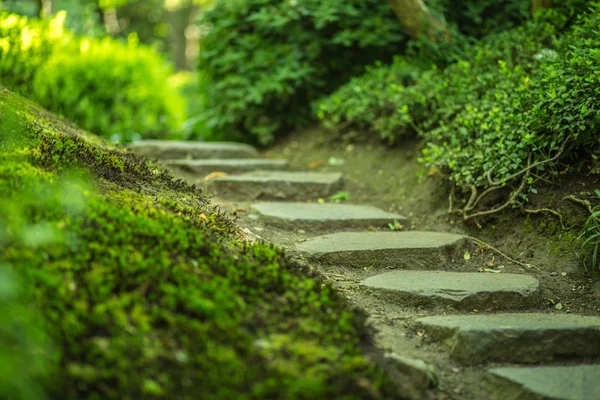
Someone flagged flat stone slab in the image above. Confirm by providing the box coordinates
[295,231,467,269]
[361,271,540,309]
[250,202,407,231]
[487,365,600,400]
[128,140,258,160]
[416,314,600,365]
[163,159,288,184]
[207,171,343,201]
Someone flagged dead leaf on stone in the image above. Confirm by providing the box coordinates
[202,172,228,182]
[427,167,440,176]
[233,207,246,213]
[309,160,325,169]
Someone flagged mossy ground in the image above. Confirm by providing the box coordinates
[0,90,402,400]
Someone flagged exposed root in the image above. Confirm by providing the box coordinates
[563,195,594,214]
[448,137,571,222]
[523,207,565,230]
[467,236,540,271]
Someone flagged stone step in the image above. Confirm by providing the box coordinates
[487,365,600,400]
[206,171,343,201]
[250,202,407,231]
[163,159,288,184]
[128,140,258,160]
[361,271,539,310]
[295,231,467,269]
[416,313,600,365]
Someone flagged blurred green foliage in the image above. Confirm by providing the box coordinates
[0,90,398,399]
[197,0,406,145]
[318,4,600,201]
[0,11,185,141]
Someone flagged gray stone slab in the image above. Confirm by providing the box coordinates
[128,140,258,160]
[416,314,600,365]
[207,171,343,201]
[250,202,408,231]
[163,159,288,184]
[295,231,467,269]
[487,365,600,400]
[361,271,540,309]
[384,353,438,389]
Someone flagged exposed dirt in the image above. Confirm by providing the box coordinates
[210,126,600,399]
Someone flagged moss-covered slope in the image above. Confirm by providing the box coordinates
[0,90,399,400]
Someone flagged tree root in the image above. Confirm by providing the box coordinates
[449,135,572,222]
[467,236,540,271]
[522,207,565,230]
[563,195,594,214]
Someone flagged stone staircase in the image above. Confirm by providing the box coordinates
[130,140,600,400]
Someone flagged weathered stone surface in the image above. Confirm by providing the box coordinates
[207,171,343,201]
[487,365,600,400]
[163,159,288,184]
[361,271,540,309]
[128,140,258,160]
[250,202,407,231]
[384,353,438,389]
[295,231,467,269]
[416,314,600,365]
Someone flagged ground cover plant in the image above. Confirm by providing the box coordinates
[0,11,184,141]
[318,4,600,222]
[0,90,399,399]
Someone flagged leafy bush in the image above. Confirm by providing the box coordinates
[0,12,185,141]
[197,0,406,145]
[0,90,398,399]
[318,6,600,218]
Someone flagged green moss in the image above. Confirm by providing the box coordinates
[0,90,398,399]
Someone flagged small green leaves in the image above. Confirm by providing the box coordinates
[329,191,350,203]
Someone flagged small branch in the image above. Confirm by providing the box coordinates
[463,184,478,213]
[467,236,540,271]
[563,195,594,214]
[488,135,571,186]
[523,207,565,230]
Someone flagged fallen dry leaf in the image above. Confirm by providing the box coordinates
[309,160,325,169]
[427,166,440,176]
[202,172,228,182]
[199,213,208,222]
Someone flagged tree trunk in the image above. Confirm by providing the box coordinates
[37,0,53,18]
[531,0,552,14]
[168,4,192,70]
[103,7,120,36]
[388,0,450,40]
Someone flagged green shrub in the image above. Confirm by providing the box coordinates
[0,90,398,399]
[0,12,185,141]
[33,35,185,142]
[197,0,406,145]
[318,6,600,216]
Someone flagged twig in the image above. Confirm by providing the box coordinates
[563,195,594,214]
[467,236,540,271]
[488,135,571,186]
[523,207,565,230]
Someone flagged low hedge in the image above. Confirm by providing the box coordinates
[317,6,600,213]
[0,12,184,141]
